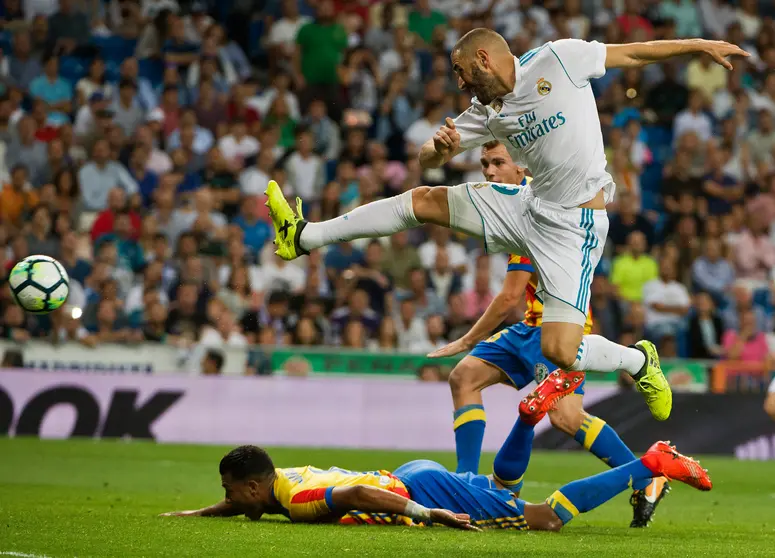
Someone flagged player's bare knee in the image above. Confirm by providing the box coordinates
[540,336,578,370]
[544,516,564,532]
[548,405,584,436]
[448,363,477,396]
[527,504,564,532]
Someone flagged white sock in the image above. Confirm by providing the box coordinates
[570,334,646,376]
[299,190,421,251]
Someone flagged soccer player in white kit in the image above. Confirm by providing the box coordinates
[266,29,748,421]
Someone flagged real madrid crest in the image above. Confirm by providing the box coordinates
[537,77,552,96]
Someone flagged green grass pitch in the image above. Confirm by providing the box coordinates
[0,438,773,557]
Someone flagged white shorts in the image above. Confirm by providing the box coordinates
[448,182,609,326]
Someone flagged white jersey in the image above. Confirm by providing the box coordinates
[453,39,615,209]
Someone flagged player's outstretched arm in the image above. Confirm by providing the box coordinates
[159,500,247,519]
[330,486,480,531]
[605,39,749,70]
[429,270,530,358]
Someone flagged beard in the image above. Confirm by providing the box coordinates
[469,66,501,106]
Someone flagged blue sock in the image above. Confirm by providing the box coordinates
[574,414,649,491]
[492,417,534,493]
[453,404,486,474]
[547,459,653,524]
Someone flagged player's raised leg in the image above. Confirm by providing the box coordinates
[525,441,711,532]
[528,210,672,421]
[547,395,670,527]
[265,180,483,261]
[448,357,504,475]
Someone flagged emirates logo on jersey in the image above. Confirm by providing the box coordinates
[537,77,552,96]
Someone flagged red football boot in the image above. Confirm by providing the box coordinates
[640,441,713,492]
[518,370,585,426]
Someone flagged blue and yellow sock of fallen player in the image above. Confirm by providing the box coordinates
[546,459,654,524]
[453,404,487,474]
[492,417,534,493]
[574,412,650,491]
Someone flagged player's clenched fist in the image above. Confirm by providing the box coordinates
[433,117,461,156]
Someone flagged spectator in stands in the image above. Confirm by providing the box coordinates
[303,98,340,161]
[461,262,496,322]
[703,144,745,216]
[8,30,42,91]
[58,229,91,286]
[607,189,655,252]
[267,0,312,63]
[0,302,30,343]
[243,290,293,346]
[376,316,398,350]
[687,54,727,105]
[611,231,658,303]
[692,237,736,303]
[47,0,90,54]
[331,288,380,343]
[404,267,446,320]
[85,298,138,344]
[352,240,391,317]
[733,208,775,290]
[0,165,37,227]
[76,58,113,108]
[396,297,428,352]
[295,0,347,117]
[26,204,59,257]
[29,54,72,126]
[292,317,322,346]
[165,280,207,343]
[722,307,771,363]
[78,139,139,212]
[199,308,248,348]
[285,127,324,204]
[6,116,47,186]
[111,79,144,138]
[408,0,446,45]
[200,348,225,375]
[688,291,724,359]
[674,88,713,143]
[218,119,259,167]
[1,349,24,367]
[642,257,692,341]
[232,196,271,255]
[428,248,463,304]
[342,320,367,349]
[746,109,775,169]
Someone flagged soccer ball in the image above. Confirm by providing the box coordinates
[8,255,70,314]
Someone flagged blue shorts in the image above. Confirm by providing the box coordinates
[469,322,585,395]
[393,460,528,530]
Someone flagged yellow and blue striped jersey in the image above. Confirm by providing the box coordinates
[272,466,413,525]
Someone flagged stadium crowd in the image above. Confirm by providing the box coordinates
[1,0,775,375]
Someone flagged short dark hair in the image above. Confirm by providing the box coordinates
[1,349,24,368]
[219,445,275,480]
[205,348,225,371]
[483,140,502,150]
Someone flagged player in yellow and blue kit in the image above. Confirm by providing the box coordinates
[428,141,669,527]
[160,423,712,532]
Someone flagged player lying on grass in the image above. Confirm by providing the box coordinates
[432,141,668,527]
[265,31,746,426]
[161,376,711,532]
